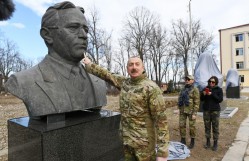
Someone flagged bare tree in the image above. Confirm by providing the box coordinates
[0,39,32,83]
[114,40,129,76]
[121,6,159,61]
[87,6,111,65]
[0,39,19,82]
[171,19,215,77]
[101,34,112,71]
[171,19,201,77]
[171,52,183,89]
[15,57,33,72]
[193,31,214,58]
[147,25,171,86]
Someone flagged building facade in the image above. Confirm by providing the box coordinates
[219,24,249,87]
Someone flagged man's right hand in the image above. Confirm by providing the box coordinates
[82,57,92,65]
[157,157,167,161]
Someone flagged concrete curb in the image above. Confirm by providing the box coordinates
[244,144,249,161]
[222,116,249,161]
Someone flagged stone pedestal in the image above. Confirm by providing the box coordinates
[8,110,124,161]
[226,86,240,98]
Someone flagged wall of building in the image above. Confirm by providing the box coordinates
[220,25,249,87]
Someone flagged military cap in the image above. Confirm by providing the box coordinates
[185,75,194,80]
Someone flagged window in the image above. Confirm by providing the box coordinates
[236,48,244,56]
[240,75,244,83]
[235,34,243,42]
[236,62,244,69]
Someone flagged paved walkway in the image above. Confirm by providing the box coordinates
[222,112,249,161]
[222,88,249,161]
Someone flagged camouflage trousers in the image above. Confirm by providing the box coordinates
[203,110,220,140]
[124,145,156,161]
[179,112,196,138]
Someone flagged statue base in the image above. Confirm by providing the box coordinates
[226,86,240,98]
[8,110,124,161]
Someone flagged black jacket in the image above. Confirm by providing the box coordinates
[200,86,223,111]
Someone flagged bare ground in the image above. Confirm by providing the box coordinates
[0,93,249,161]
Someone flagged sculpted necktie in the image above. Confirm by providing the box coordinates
[71,66,85,92]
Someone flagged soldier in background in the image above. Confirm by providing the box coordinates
[82,56,169,161]
[200,76,223,151]
[178,75,200,149]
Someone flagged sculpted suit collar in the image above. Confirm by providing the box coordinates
[39,54,85,82]
[5,54,106,117]
[37,55,73,113]
[36,55,94,115]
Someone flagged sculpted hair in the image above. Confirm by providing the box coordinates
[41,1,85,27]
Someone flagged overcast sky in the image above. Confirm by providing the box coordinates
[1,0,249,61]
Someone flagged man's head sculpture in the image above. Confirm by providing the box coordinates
[40,1,88,65]
[5,1,107,119]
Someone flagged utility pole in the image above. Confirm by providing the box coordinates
[189,0,194,75]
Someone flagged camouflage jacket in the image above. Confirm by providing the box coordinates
[178,84,200,115]
[86,63,169,158]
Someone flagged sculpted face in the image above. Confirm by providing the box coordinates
[51,8,88,63]
[127,57,144,78]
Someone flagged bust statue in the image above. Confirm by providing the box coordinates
[5,1,107,118]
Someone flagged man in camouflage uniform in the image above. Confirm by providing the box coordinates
[82,56,169,161]
[178,75,200,149]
